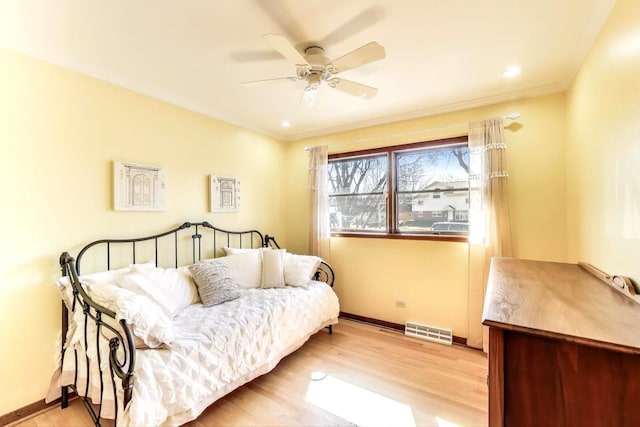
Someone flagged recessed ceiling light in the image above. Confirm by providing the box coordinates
[502,66,521,78]
[281,120,291,128]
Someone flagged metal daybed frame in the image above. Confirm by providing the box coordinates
[58,221,334,426]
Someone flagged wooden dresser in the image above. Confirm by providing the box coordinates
[482,258,640,427]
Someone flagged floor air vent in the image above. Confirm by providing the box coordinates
[405,321,453,345]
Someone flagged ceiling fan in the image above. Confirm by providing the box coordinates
[241,34,386,100]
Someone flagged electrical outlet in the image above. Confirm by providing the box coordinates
[395,300,406,308]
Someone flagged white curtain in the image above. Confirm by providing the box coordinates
[467,118,513,350]
[308,146,331,260]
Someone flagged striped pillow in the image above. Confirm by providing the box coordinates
[188,260,240,307]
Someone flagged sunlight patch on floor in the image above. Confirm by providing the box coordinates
[305,372,416,427]
[436,416,461,427]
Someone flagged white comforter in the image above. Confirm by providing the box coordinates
[54,281,339,426]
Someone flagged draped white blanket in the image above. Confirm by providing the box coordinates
[49,281,339,427]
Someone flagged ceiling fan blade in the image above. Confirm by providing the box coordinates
[330,42,385,74]
[328,78,378,99]
[254,0,307,45]
[241,76,300,87]
[263,34,309,66]
[320,6,386,47]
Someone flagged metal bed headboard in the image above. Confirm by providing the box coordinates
[74,221,267,274]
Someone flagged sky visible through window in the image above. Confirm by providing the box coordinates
[397,145,468,191]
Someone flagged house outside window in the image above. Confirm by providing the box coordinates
[328,136,469,238]
[454,211,469,221]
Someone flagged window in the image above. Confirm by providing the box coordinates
[328,154,388,232]
[328,136,469,238]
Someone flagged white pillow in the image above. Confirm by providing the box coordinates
[74,266,130,287]
[130,265,200,313]
[261,249,286,288]
[70,261,157,288]
[223,246,271,255]
[86,282,174,348]
[284,253,322,287]
[55,262,157,314]
[129,260,157,269]
[219,251,262,289]
[118,271,181,317]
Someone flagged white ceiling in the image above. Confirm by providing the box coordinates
[1,0,615,141]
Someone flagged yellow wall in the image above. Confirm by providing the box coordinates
[285,93,568,339]
[11,1,637,410]
[566,0,640,280]
[0,49,287,415]
[331,237,470,333]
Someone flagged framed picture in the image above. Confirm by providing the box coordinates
[113,161,166,211]
[210,175,240,212]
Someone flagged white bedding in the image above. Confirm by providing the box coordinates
[51,280,339,427]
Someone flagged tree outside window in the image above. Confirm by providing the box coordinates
[328,154,387,231]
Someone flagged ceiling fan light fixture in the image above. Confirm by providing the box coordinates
[305,72,322,91]
[302,86,319,107]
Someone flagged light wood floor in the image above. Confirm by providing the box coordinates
[12,319,488,426]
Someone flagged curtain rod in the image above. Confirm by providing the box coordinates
[304,113,521,151]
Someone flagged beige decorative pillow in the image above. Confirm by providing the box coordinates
[284,253,323,287]
[188,261,240,307]
[223,246,271,255]
[220,251,262,289]
[261,249,286,288]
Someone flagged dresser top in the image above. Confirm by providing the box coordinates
[482,258,640,354]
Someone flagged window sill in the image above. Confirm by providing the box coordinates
[330,232,468,243]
